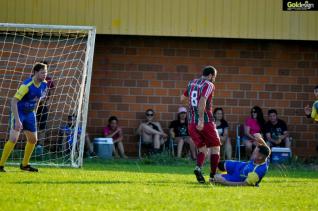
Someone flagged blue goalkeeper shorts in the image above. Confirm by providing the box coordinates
[10,110,37,132]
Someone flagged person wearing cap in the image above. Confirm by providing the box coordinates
[169,107,197,159]
[212,133,270,186]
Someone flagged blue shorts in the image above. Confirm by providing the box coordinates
[222,160,247,182]
[10,110,37,132]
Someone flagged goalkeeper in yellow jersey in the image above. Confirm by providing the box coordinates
[0,63,48,172]
[304,85,318,122]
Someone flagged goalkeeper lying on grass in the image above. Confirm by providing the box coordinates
[212,133,270,186]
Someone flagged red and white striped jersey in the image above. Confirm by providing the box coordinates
[183,78,215,124]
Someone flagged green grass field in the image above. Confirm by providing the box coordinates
[1,159,318,210]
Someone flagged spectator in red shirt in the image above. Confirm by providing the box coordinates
[104,116,127,159]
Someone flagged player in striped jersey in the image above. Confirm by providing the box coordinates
[181,66,221,183]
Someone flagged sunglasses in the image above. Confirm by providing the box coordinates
[146,113,154,116]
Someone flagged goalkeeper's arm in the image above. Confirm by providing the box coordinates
[254,133,271,155]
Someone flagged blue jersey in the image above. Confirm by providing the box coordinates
[60,124,82,145]
[223,159,269,186]
[14,77,47,113]
[10,77,47,132]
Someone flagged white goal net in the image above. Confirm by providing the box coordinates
[0,23,95,167]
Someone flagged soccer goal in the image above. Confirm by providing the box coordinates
[0,23,96,167]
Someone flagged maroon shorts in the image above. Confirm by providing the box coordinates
[188,122,221,148]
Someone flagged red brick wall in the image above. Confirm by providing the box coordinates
[89,35,318,158]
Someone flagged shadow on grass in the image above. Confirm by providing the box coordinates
[11,179,206,188]
[80,158,318,179]
[81,158,196,175]
[12,180,133,185]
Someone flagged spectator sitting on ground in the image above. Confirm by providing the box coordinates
[264,109,291,149]
[169,107,197,159]
[104,116,128,159]
[59,114,96,158]
[213,107,232,160]
[137,109,167,154]
[242,106,265,159]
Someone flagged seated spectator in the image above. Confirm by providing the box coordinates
[104,116,127,159]
[264,109,291,149]
[213,108,232,160]
[137,109,167,154]
[59,114,96,158]
[242,106,265,159]
[169,107,197,159]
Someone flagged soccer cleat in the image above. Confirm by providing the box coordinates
[194,166,206,184]
[20,164,38,172]
[0,166,6,172]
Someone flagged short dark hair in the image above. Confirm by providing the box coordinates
[33,63,47,73]
[108,116,118,124]
[258,145,270,158]
[268,109,277,115]
[202,66,216,77]
[315,85,318,90]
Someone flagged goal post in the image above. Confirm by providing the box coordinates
[0,23,96,167]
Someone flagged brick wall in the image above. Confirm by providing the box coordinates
[89,35,318,158]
